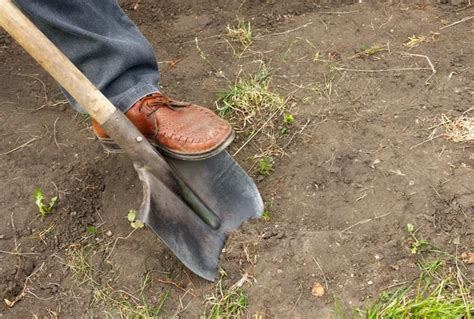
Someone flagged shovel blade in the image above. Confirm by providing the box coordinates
[165,151,264,233]
[135,163,225,281]
[136,150,263,281]
[101,111,263,281]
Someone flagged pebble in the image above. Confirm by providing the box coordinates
[0,234,5,239]
[367,280,373,285]
[106,230,113,237]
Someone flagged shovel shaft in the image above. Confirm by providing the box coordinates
[0,0,116,124]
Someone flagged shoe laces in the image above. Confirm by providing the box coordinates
[139,94,190,118]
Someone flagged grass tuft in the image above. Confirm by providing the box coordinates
[206,280,248,319]
[353,226,473,319]
[217,64,285,134]
[355,275,472,319]
[257,157,273,176]
[65,244,168,318]
[442,113,474,143]
[226,19,253,48]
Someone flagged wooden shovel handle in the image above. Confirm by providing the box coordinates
[0,0,116,124]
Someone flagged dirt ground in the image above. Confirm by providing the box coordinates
[1,1,473,318]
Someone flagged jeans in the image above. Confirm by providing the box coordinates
[14,0,160,113]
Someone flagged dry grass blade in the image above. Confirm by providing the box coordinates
[0,137,39,156]
[349,43,389,59]
[442,114,474,143]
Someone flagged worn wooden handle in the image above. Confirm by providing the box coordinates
[0,0,116,124]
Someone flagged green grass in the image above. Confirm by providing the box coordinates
[205,270,249,318]
[352,225,473,319]
[217,64,285,135]
[355,276,472,319]
[206,287,248,318]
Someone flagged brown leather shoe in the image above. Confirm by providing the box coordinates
[92,93,234,160]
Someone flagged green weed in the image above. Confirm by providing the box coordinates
[283,114,295,125]
[86,225,97,235]
[127,209,144,229]
[280,113,296,135]
[406,223,433,255]
[262,208,271,222]
[34,188,58,218]
[257,157,273,176]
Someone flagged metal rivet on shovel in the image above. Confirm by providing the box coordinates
[0,0,263,281]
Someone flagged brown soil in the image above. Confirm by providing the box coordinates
[1,1,473,318]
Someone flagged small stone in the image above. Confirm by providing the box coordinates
[106,230,113,237]
[367,280,373,285]
[0,234,5,239]
[375,254,383,260]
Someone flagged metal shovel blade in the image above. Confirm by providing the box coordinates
[165,151,264,235]
[102,111,263,281]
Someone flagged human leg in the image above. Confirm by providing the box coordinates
[14,0,160,112]
[12,0,233,159]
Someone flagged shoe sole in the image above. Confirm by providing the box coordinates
[97,130,235,161]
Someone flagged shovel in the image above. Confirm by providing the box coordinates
[0,0,263,281]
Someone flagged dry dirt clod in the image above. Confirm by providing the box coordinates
[311,282,325,297]
[460,252,474,264]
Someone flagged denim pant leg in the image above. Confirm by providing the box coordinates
[13,0,160,113]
